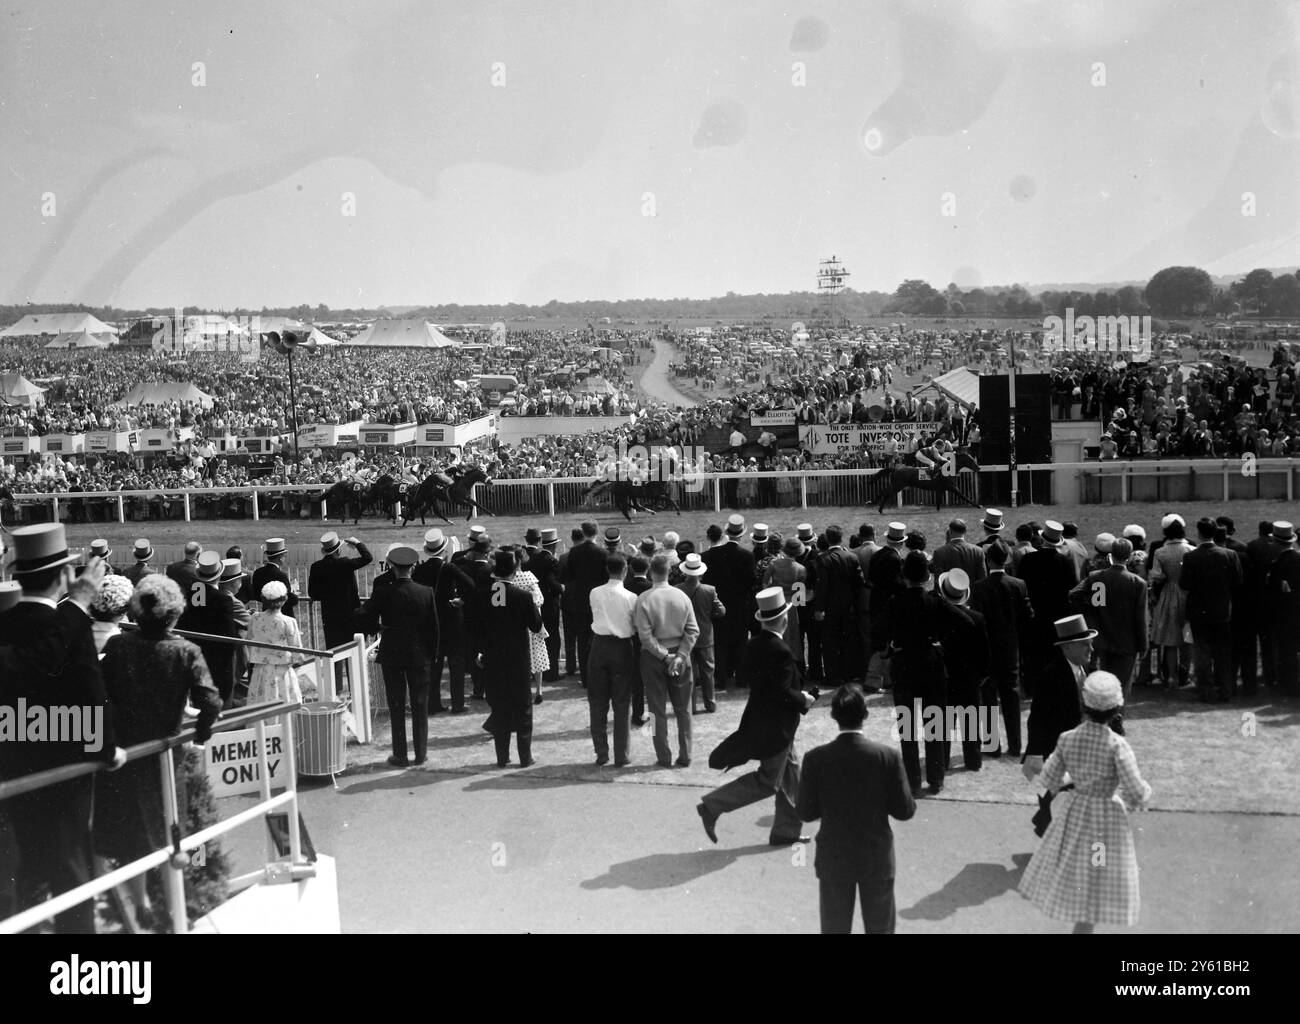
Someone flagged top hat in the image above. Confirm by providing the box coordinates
[754,585,790,621]
[1082,671,1124,711]
[750,524,769,543]
[89,539,112,560]
[8,524,80,578]
[938,568,970,605]
[796,523,815,542]
[524,527,542,546]
[387,544,419,568]
[219,558,245,585]
[1273,521,1296,543]
[725,514,746,536]
[886,521,907,544]
[320,531,342,554]
[540,528,559,547]
[0,579,23,613]
[195,550,223,582]
[604,527,622,545]
[681,553,708,576]
[132,538,154,562]
[639,536,658,555]
[1054,614,1098,644]
[424,528,449,557]
[1041,521,1066,546]
[468,525,488,542]
[264,537,287,558]
[981,509,1004,532]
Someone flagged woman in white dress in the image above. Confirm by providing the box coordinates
[246,581,304,705]
[510,548,550,705]
[1147,515,1193,689]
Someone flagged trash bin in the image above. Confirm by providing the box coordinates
[295,701,347,776]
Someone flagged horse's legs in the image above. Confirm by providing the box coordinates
[461,496,495,517]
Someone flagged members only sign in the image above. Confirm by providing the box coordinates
[205,725,287,798]
[800,422,942,456]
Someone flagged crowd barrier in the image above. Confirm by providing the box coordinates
[4,459,1299,526]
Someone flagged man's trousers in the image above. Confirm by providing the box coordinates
[383,662,430,762]
[587,635,635,762]
[640,650,693,765]
[700,743,803,843]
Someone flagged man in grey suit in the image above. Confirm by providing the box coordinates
[1067,536,1148,698]
[929,518,988,585]
[796,684,916,934]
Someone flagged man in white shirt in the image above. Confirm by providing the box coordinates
[588,553,640,766]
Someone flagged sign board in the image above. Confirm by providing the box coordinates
[140,427,194,450]
[750,410,796,427]
[1,436,34,456]
[41,433,86,455]
[86,430,137,454]
[800,421,943,456]
[205,724,287,798]
[415,414,498,449]
[298,421,364,449]
[359,423,417,447]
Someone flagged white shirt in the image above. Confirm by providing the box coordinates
[590,580,638,638]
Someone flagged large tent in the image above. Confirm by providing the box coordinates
[0,313,118,339]
[44,331,114,350]
[113,381,215,409]
[347,318,459,348]
[915,366,980,409]
[0,372,46,407]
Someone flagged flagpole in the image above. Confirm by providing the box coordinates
[1008,332,1018,508]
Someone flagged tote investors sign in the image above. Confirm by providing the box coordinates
[1043,309,1153,356]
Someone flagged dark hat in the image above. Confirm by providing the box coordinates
[540,527,559,547]
[902,550,930,584]
[782,536,804,557]
[195,550,223,582]
[1054,614,1098,644]
[8,524,79,577]
[386,544,419,568]
[524,527,542,545]
[132,538,154,561]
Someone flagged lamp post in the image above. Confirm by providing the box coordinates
[261,330,314,468]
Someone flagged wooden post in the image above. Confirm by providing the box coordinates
[183,492,191,522]
[800,475,808,509]
[251,489,260,521]
[117,494,125,524]
[713,476,721,513]
[547,482,556,518]
[1222,465,1229,503]
[51,495,59,522]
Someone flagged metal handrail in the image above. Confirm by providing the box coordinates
[116,620,334,658]
[0,699,298,803]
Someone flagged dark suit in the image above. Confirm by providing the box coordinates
[929,537,988,585]
[1221,537,1256,693]
[796,544,823,679]
[702,629,808,842]
[1266,547,1300,696]
[308,543,373,648]
[624,574,653,720]
[561,539,608,687]
[814,546,866,686]
[178,583,243,705]
[251,561,298,618]
[969,570,1032,755]
[527,546,563,680]
[1180,541,1243,701]
[415,556,475,712]
[454,548,494,696]
[0,599,119,934]
[866,545,905,660]
[796,733,916,934]
[1016,546,1079,697]
[1069,563,1148,694]
[166,557,201,596]
[471,578,543,765]
[356,577,438,762]
[940,603,990,772]
[701,539,756,689]
[1246,536,1287,686]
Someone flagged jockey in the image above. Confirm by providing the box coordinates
[916,434,953,477]
[400,461,421,487]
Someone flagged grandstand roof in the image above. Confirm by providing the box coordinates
[0,313,118,338]
[347,318,459,349]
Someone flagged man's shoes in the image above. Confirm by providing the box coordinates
[657,758,673,768]
[926,782,944,796]
[544,673,560,683]
[533,694,543,705]
[769,835,811,846]
[496,759,510,768]
[614,758,631,767]
[675,756,691,768]
[518,757,536,768]
[412,756,427,766]
[472,691,485,700]
[430,705,446,715]
[703,700,717,713]
[911,784,924,799]
[697,803,719,844]
[386,755,410,769]
[594,754,609,766]
[451,706,468,714]
[632,716,647,726]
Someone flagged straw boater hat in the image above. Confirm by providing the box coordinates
[754,585,790,622]
[885,521,907,545]
[639,536,658,556]
[320,531,342,555]
[680,553,708,576]
[540,528,559,548]
[937,568,970,605]
[1054,613,1097,644]
[88,539,112,561]
[264,537,287,559]
[8,524,80,577]
[1041,521,1066,547]
[981,509,1004,533]
[796,523,815,543]
[1082,671,1124,711]
[726,514,746,537]
[195,550,223,583]
[0,579,25,613]
[219,558,245,585]
[1273,521,1296,543]
[424,528,449,558]
[132,538,154,562]
[750,524,769,544]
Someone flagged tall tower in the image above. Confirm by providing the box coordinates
[817,256,850,328]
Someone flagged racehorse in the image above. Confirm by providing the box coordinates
[581,478,681,521]
[870,449,981,514]
[319,478,368,524]
[367,474,405,522]
[401,464,495,526]
[0,483,13,534]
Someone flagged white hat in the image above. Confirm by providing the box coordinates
[1082,670,1124,711]
[680,553,707,576]
[754,585,790,621]
[1094,532,1115,553]
[726,513,746,536]
[1161,513,1185,530]
[320,531,342,554]
[886,522,907,543]
[938,568,970,605]
[1123,524,1146,541]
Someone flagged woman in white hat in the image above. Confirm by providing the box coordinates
[1148,515,1192,689]
[1020,671,1151,932]
[246,580,305,704]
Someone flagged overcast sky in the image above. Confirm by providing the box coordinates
[2,0,1298,308]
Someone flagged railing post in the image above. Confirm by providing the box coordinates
[51,495,59,522]
[352,633,373,743]
[117,494,126,524]
[159,747,187,935]
[183,492,191,522]
[254,719,275,863]
[281,709,303,865]
[547,482,556,518]
[469,484,478,520]
[1223,464,1229,503]
[318,654,336,703]
[1289,463,1295,503]
[800,475,808,509]
[713,475,721,513]
[320,498,328,520]
[251,489,260,521]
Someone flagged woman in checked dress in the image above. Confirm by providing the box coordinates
[246,580,304,704]
[1020,671,1151,933]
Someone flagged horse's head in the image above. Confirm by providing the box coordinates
[954,448,980,473]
